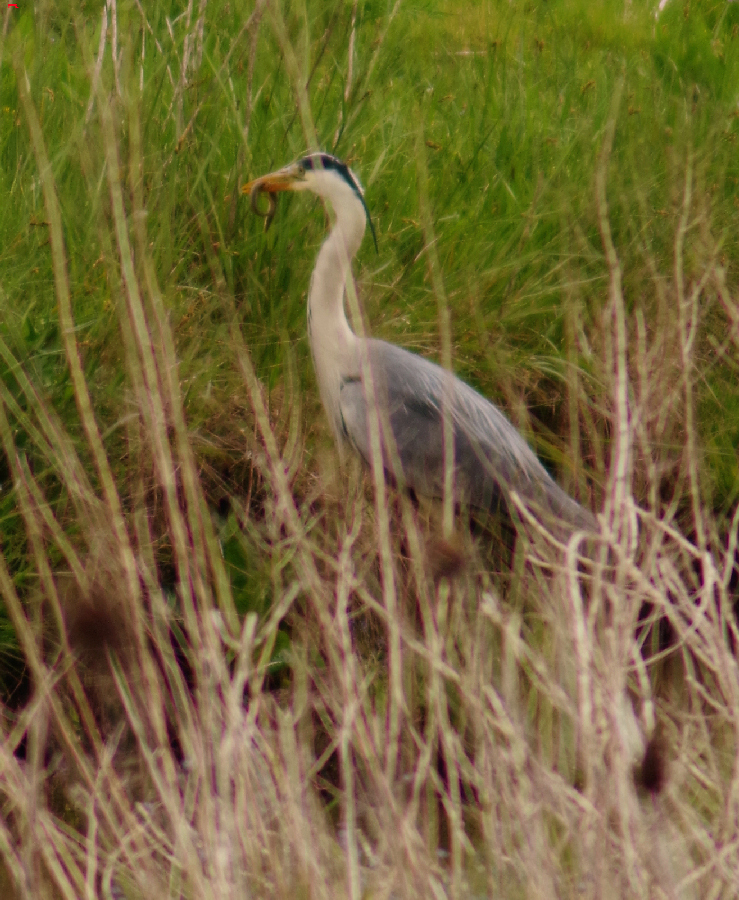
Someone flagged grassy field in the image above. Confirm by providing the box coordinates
[1,0,739,896]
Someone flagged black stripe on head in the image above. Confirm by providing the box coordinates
[297,153,378,253]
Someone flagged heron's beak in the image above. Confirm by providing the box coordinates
[243,164,306,230]
[242,163,304,196]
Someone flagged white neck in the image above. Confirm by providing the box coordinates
[307,187,367,438]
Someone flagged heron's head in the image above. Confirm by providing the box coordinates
[243,153,377,249]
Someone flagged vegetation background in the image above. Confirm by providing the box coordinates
[1,0,739,896]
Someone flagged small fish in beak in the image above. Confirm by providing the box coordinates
[249,182,277,231]
[243,165,302,232]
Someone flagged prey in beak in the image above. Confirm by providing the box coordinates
[242,162,306,231]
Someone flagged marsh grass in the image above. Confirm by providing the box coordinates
[1,0,739,897]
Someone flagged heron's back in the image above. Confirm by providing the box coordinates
[339,339,595,532]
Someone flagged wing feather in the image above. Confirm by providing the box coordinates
[339,339,594,529]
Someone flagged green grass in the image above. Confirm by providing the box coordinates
[1,0,739,897]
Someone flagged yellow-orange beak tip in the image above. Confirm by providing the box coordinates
[241,172,297,196]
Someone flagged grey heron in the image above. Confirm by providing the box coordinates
[243,153,595,534]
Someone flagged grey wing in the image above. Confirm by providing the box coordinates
[340,367,487,501]
[339,339,594,530]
